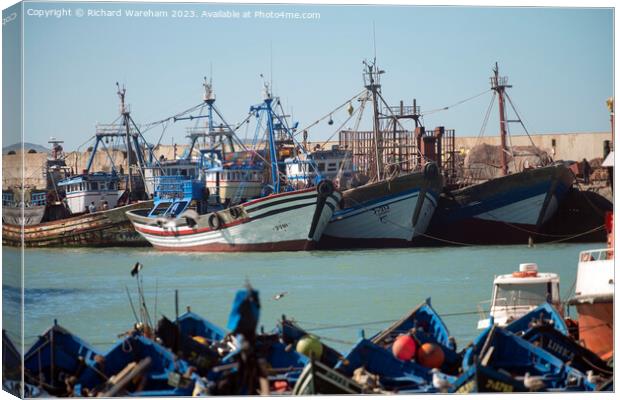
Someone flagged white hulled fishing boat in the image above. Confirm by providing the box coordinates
[127,82,340,252]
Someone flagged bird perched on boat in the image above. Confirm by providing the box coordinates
[522,372,545,391]
[586,370,605,385]
[273,292,288,300]
[131,262,143,277]
[431,368,452,392]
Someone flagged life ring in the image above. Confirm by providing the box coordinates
[230,207,242,219]
[317,180,334,197]
[424,162,439,179]
[208,213,221,230]
[512,271,538,278]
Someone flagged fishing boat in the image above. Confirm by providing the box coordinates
[23,322,101,396]
[2,86,154,247]
[127,83,340,252]
[144,78,265,205]
[2,188,47,226]
[73,334,196,397]
[2,138,72,226]
[334,338,437,393]
[568,211,614,361]
[292,359,366,395]
[426,64,574,245]
[504,302,568,336]
[320,60,443,248]
[276,316,344,368]
[460,325,596,392]
[370,298,461,374]
[477,263,562,330]
[521,324,613,381]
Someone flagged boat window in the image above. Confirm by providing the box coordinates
[318,163,325,172]
[149,202,172,217]
[494,283,550,308]
[169,201,188,217]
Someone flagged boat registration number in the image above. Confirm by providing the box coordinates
[372,205,390,223]
[274,223,289,232]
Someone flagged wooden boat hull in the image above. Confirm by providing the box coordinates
[2,205,46,226]
[293,359,365,395]
[127,187,341,252]
[425,163,574,245]
[2,201,152,247]
[321,167,443,248]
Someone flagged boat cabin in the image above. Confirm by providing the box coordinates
[147,176,210,218]
[58,173,124,214]
[144,159,201,196]
[285,147,353,190]
[477,263,561,330]
[201,149,264,204]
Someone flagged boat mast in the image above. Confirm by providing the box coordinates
[262,83,280,194]
[117,83,133,195]
[364,59,384,181]
[490,62,512,176]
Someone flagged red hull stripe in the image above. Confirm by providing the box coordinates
[135,217,250,236]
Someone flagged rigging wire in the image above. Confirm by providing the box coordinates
[292,89,367,138]
[421,89,492,116]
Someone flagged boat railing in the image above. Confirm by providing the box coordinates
[579,249,614,263]
[153,176,203,201]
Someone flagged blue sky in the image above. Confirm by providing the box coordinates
[5,2,615,149]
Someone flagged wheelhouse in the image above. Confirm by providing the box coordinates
[58,172,123,214]
[477,263,561,330]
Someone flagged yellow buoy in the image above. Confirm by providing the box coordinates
[296,335,323,359]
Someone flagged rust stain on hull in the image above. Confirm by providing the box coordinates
[2,201,152,248]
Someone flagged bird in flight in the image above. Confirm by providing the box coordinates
[273,292,288,300]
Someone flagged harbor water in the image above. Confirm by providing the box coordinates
[3,242,602,353]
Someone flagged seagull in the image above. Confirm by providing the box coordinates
[586,370,604,385]
[431,368,452,392]
[523,372,546,391]
[131,262,143,277]
[273,292,288,301]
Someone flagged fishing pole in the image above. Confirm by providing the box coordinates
[124,286,140,325]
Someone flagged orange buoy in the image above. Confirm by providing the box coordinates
[417,342,445,369]
[392,335,417,361]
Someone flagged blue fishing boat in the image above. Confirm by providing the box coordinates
[504,302,568,336]
[450,360,528,393]
[155,314,222,375]
[461,324,596,391]
[426,64,574,245]
[370,298,460,374]
[276,316,344,368]
[73,333,195,396]
[23,322,101,396]
[521,324,613,381]
[334,338,437,392]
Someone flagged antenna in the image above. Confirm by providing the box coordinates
[270,41,273,91]
[372,22,377,61]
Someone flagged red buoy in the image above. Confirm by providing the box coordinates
[392,335,417,361]
[417,342,445,368]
